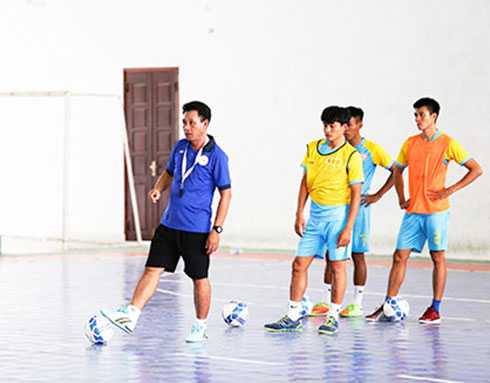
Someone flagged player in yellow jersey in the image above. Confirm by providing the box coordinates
[264,106,364,334]
[310,106,396,318]
[366,97,483,323]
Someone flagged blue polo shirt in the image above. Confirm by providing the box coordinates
[161,135,231,233]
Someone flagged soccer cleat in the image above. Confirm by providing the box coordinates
[264,315,303,332]
[365,305,388,322]
[318,316,339,334]
[100,308,135,334]
[185,323,208,343]
[419,306,441,324]
[339,303,364,317]
[309,302,330,317]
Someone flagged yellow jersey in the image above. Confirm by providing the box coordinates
[301,139,364,206]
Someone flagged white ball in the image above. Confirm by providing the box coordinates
[221,300,249,327]
[383,296,410,321]
[300,295,313,317]
[85,315,114,344]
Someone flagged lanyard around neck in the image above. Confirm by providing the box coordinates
[180,137,208,196]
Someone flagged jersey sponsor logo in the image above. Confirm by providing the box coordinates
[325,157,343,166]
[361,153,368,161]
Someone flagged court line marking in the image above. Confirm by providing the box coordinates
[156,288,250,303]
[156,288,490,322]
[155,288,490,324]
[155,288,283,307]
[159,278,490,304]
[442,317,476,322]
[174,352,284,366]
[397,374,462,383]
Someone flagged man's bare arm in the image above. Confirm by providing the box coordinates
[337,182,362,247]
[394,165,410,210]
[148,171,173,203]
[361,162,396,207]
[294,170,309,238]
[206,188,232,254]
[427,158,483,200]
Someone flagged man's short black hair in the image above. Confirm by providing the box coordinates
[321,106,350,125]
[346,106,364,122]
[413,97,440,117]
[183,101,212,122]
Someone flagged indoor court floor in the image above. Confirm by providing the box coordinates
[0,248,489,383]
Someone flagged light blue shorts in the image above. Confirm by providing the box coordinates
[352,205,370,253]
[396,211,450,253]
[296,216,351,261]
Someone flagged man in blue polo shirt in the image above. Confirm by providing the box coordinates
[101,101,232,343]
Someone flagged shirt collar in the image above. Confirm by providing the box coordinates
[203,135,216,152]
[355,137,366,149]
[429,131,441,142]
[186,135,216,153]
[420,130,441,142]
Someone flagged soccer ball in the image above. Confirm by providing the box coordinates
[300,295,313,318]
[383,296,410,321]
[221,300,249,327]
[85,315,114,344]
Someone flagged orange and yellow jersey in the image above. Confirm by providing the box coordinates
[301,139,364,206]
[396,131,471,214]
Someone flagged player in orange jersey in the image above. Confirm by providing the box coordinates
[366,97,482,323]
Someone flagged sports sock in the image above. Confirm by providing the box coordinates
[330,303,341,320]
[127,305,141,322]
[385,295,392,304]
[287,300,302,321]
[353,285,365,306]
[431,299,441,313]
[324,283,332,305]
[195,318,207,327]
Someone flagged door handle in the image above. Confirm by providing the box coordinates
[149,160,157,177]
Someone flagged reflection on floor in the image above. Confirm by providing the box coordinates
[0,250,489,383]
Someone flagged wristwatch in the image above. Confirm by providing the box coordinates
[212,225,223,234]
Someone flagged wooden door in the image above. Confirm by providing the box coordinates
[124,68,179,240]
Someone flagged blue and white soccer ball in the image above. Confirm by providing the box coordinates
[85,315,114,344]
[383,296,410,321]
[300,295,313,318]
[222,300,249,327]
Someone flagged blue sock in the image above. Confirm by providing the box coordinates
[432,299,441,313]
[385,296,392,304]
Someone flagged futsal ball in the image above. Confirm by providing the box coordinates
[222,300,249,327]
[383,296,410,321]
[85,315,114,344]
[300,295,313,317]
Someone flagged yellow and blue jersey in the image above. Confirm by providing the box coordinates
[355,138,393,195]
[301,139,364,206]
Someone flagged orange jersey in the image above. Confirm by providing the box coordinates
[396,132,471,214]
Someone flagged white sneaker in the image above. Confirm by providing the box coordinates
[100,308,135,334]
[185,323,208,343]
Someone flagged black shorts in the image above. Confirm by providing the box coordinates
[146,224,210,279]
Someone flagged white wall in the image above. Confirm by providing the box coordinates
[0,0,488,259]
